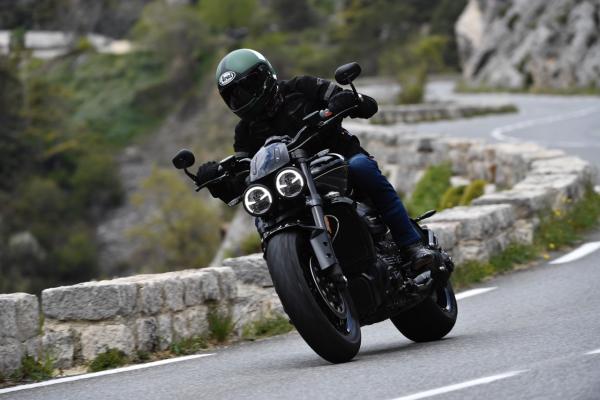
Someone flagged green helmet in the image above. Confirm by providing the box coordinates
[215,49,278,120]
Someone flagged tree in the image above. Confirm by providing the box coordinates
[128,168,221,272]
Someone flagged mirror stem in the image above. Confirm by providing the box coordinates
[349,82,360,101]
[184,168,198,184]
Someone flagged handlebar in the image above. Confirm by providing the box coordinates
[190,104,357,191]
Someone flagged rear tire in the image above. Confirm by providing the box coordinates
[390,281,457,342]
[266,231,361,363]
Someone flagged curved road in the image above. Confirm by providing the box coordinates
[2,83,600,399]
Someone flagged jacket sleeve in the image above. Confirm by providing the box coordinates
[286,75,343,108]
[233,121,254,159]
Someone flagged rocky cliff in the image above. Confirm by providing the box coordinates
[456,0,600,90]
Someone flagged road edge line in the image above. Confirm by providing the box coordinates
[0,353,215,395]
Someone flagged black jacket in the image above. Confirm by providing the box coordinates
[233,75,377,159]
[209,75,377,203]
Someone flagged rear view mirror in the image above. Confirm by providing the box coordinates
[172,149,195,170]
[335,62,362,85]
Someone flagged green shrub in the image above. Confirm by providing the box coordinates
[242,315,293,340]
[88,348,128,372]
[9,354,53,382]
[459,179,486,205]
[439,185,465,210]
[207,307,234,343]
[406,163,452,217]
[169,336,208,356]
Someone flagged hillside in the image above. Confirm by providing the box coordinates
[456,0,600,91]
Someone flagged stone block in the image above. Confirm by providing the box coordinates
[138,280,163,315]
[511,220,535,245]
[472,188,554,218]
[181,272,208,307]
[530,157,593,180]
[42,281,137,321]
[428,204,515,241]
[172,312,189,340]
[0,339,22,373]
[15,293,40,340]
[422,221,459,250]
[203,267,237,300]
[222,254,272,287]
[183,306,208,338]
[0,293,39,343]
[0,295,18,342]
[136,317,158,352]
[156,314,172,351]
[161,277,185,312]
[79,323,135,361]
[514,173,584,205]
[42,326,75,369]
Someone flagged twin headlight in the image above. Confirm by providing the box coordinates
[243,168,305,216]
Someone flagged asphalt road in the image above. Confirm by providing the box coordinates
[4,231,600,400]
[370,80,600,182]
[429,81,600,174]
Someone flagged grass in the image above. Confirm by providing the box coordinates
[88,348,128,372]
[406,163,453,217]
[169,336,209,356]
[451,187,600,289]
[207,307,235,343]
[242,315,294,341]
[5,354,54,383]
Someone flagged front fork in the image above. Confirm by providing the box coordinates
[294,149,347,287]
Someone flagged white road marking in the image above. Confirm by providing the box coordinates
[490,105,600,143]
[549,242,600,264]
[455,287,497,300]
[595,185,600,194]
[390,370,527,400]
[0,353,215,395]
[586,348,600,355]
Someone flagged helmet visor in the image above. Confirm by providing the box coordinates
[221,68,269,111]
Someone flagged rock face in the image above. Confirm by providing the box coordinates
[456,0,600,90]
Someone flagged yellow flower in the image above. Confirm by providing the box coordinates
[543,253,550,260]
[549,243,555,249]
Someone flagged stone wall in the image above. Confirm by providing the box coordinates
[370,102,516,125]
[0,135,596,375]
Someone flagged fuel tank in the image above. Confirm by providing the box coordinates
[310,153,349,195]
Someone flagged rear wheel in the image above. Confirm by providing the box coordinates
[390,281,457,342]
[266,231,361,363]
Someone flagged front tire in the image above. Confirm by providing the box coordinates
[266,231,361,363]
[390,281,457,342]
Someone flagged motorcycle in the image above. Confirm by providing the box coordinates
[172,62,457,363]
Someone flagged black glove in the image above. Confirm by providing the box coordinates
[196,161,220,185]
[327,91,358,114]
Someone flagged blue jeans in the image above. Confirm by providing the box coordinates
[348,153,420,247]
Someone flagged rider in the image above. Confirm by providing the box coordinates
[197,48,437,271]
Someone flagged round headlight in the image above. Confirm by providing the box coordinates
[275,168,305,198]
[243,185,273,216]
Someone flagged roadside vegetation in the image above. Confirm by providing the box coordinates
[0,354,54,387]
[0,0,466,294]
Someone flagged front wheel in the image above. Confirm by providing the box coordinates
[266,231,361,363]
[390,281,458,342]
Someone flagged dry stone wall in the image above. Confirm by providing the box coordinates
[0,133,596,375]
